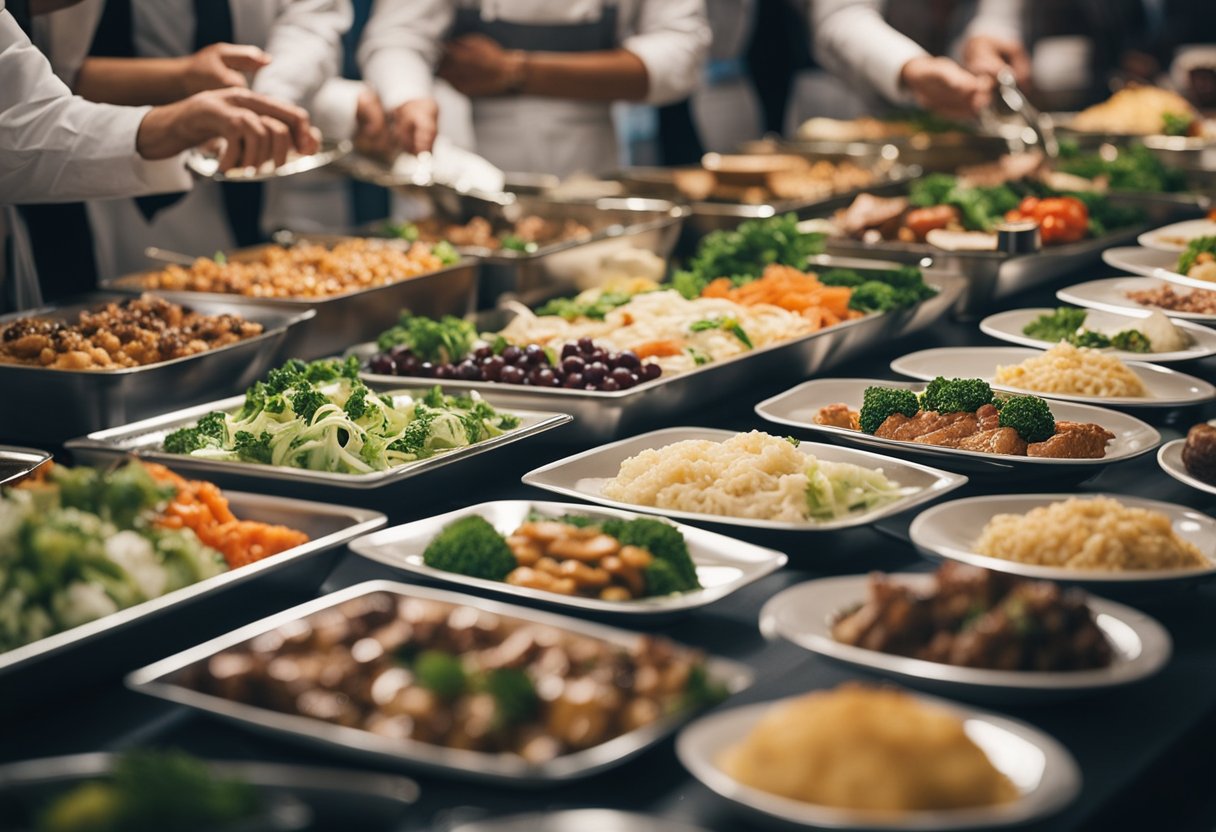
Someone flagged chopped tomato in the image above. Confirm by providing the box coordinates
[1005,196,1089,245]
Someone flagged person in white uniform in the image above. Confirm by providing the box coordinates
[0,0,318,307]
[810,0,1030,119]
[358,0,711,177]
[28,0,353,281]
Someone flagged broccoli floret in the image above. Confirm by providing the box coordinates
[680,663,729,711]
[264,360,306,394]
[1178,236,1216,276]
[343,384,370,420]
[847,281,899,313]
[163,411,228,455]
[233,431,273,464]
[643,560,689,597]
[413,650,466,700]
[819,268,866,287]
[290,388,329,423]
[998,395,1056,443]
[484,667,537,727]
[919,377,995,414]
[1110,329,1151,353]
[301,355,361,383]
[389,405,436,457]
[422,385,447,409]
[422,515,516,580]
[600,517,699,592]
[858,386,920,434]
[1070,330,1112,349]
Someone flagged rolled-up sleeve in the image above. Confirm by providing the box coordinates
[622,0,711,105]
[811,0,926,104]
[357,0,453,111]
[254,0,353,106]
[964,0,1025,45]
[0,12,191,204]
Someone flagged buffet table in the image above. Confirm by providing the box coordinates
[6,271,1215,832]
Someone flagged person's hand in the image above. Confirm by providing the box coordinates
[900,55,990,119]
[963,34,1032,87]
[437,34,527,97]
[136,87,318,171]
[353,86,396,160]
[389,98,439,155]
[179,43,272,96]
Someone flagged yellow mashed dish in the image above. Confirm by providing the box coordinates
[974,496,1208,571]
[718,685,1017,812]
[993,343,1147,398]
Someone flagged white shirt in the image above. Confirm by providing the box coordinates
[811,0,1024,104]
[31,0,352,279]
[0,9,191,204]
[359,0,711,111]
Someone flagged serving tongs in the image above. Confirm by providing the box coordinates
[991,66,1059,159]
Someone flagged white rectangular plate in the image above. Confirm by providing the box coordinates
[349,500,788,619]
[521,427,968,531]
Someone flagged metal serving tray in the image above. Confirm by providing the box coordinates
[101,239,479,360]
[776,130,1019,173]
[353,267,966,442]
[0,293,314,444]
[403,193,686,307]
[0,753,418,831]
[0,446,51,486]
[805,181,1204,317]
[127,580,754,784]
[608,148,916,240]
[65,392,571,492]
[0,491,385,713]
[348,499,788,622]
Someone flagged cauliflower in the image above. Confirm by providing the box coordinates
[104,531,168,601]
[52,582,119,630]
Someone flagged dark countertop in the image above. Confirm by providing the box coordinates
[6,269,1216,831]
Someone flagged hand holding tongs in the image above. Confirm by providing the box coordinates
[993,66,1059,159]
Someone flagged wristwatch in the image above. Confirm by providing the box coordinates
[501,50,529,95]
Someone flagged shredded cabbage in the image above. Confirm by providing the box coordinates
[804,458,916,521]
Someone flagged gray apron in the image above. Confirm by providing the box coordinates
[451,1,622,177]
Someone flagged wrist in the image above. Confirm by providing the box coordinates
[501,50,529,95]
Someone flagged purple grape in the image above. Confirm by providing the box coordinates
[561,356,585,374]
[473,345,493,360]
[524,344,546,365]
[600,377,620,392]
[501,345,522,364]
[435,364,454,379]
[585,383,599,390]
[417,361,436,378]
[535,368,559,387]
[578,337,595,354]
[610,367,636,389]
[369,354,396,375]
[588,349,607,364]
[500,365,525,384]
[616,350,641,370]
[389,344,413,362]
[482,355,505,380]
[561,343,579,359]
[457,360,481,380]
[399,355,420,374]
[584,362,607,383]
[563,372,584,388]
[642,362,661,381]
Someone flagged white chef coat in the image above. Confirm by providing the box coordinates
[811,0,1024,105]
[358,0,711,177]
[0,6,194,308]
[34,0,352,278]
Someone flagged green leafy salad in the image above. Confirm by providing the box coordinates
[163,357,521,474]
[671,213,826,298]
[1022,307,1151,352]
[0,462,225,652]
[34,750,260,832]
[1056,141,1187,193]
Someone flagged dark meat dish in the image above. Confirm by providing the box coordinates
[1182,423,1216,484]
[818,402,1113,459]
[832,563,1113,672]
[186,592,721,764]
[0,293,263,370]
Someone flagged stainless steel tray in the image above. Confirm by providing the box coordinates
[66,392,571,492]
[607,152,916,240]
[395,193,687,307]
[127,580,754,784]
[0,446,51,486]
[353,267,967,442]
[101,241,479,360]
[521,427,969,533]
[0,293,314,443]
[776,130,1019,172]
[0,753,418,830]
[0,490,385,712]
[348,499,788,621]
[806,181,1205,317]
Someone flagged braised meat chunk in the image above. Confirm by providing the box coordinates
[832,563,1113,672]
[1026,421,1115,459]
[1182,423,1216,484]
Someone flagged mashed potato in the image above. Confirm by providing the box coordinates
[974,496,1208,571]
[718,685,1016,811]
[994,342,1147,398]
